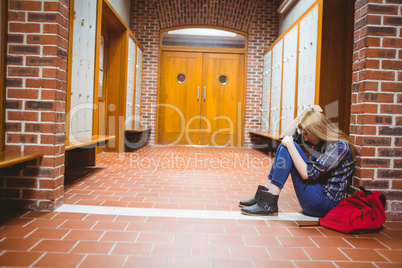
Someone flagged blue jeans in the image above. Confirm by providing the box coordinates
[268,142,338,217]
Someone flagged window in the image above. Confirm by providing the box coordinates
[161,28,246,49]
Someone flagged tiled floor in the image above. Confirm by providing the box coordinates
[1,145,401,267]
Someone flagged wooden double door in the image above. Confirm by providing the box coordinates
[158,51,245,147]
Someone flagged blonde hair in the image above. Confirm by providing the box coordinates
[298,110,359,158]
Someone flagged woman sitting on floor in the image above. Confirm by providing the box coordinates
[240,106,358,217]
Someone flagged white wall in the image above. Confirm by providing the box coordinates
[108,0,131,27]
[278,0,316,35]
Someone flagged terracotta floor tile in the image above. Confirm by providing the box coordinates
[334,262,377,268]
[79,255,126,268]
[208,234,244,246]
[253,259,295,268]
[224,225,260,236]
[310,237,353,248]
[31,239,77,253]
[114,215,147,223]
[286,227,324,237]
[293,261,337,268]
[229,246,271,259]
[125,256,169,268]
[377,238,402,249]
[92,221,128,231]
[173,233,209,245]
[211,258,254,268]
[255,226,292,237]
[52,212,87,220]
[0,226,36,238]
[191,245,231,258]
[151,244,191,257]
[159,223,193,233]
[169,257,211,268]
[32,253,85,268]
[243,235,281,247]
[63,229,104,241]
[1,217,34,227]
[376,249,402,262]
[27,228,70,239]
[340,248,389,262]
[25,218,66,228]
[344,237,388,249]
[136,232,173,243]
[192,224,225,234]
[0,251,43,267]
[0,237,40,251]
[100,231,139,242]
[70,240,115,254]
[277,236,317,248]
[304,247,349,261]
[126,222,160,232]
[268,247,310,261]
[83,214,117,221]
[58,220,97,230]
[22,211,58,219]
[111,242,153,255]
[372,263,402,268]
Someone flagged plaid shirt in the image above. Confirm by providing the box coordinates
[305,140,355,202]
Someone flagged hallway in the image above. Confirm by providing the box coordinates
[0,146,401,267]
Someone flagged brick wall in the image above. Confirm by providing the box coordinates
[351,0,402,221]
[0,0,69,211]
[130,0,280,147]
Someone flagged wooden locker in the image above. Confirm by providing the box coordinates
[260,0,353,139]
[261,51,271,132]
[281,24,298,135]
[270,39,283,138]
[297,5,318,116]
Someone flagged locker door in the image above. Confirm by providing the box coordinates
[297,5,318,115]
[125,37,135,129]
[69,0,97,138]
[134,46,143,129]
[281,25,298,136]
[85,61,94,136]
[269,39,283,138]
[261,51,272,131]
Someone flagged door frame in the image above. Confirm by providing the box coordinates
[157,26,248,147]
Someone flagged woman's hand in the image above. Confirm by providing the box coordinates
[281,136,294,148]
[310,105,323,113]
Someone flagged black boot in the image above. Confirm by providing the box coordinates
[238,185,268,207]
[241,190,279,216]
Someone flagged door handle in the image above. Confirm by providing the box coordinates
[204,86,206,101]
[197,86,200,101]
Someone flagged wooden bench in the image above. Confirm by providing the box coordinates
[65,135,115,151]
[65,135,115,167]
[124,127,150,152]
[249,130,279,141]
[0,151,44,169]
[125,127,151,134]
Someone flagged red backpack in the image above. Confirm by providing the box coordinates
[319,187,387,234]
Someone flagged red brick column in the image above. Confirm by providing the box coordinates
[1,0,69,210]
[351,0,402,221]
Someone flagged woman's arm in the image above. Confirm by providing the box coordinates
[281,136,308,180]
